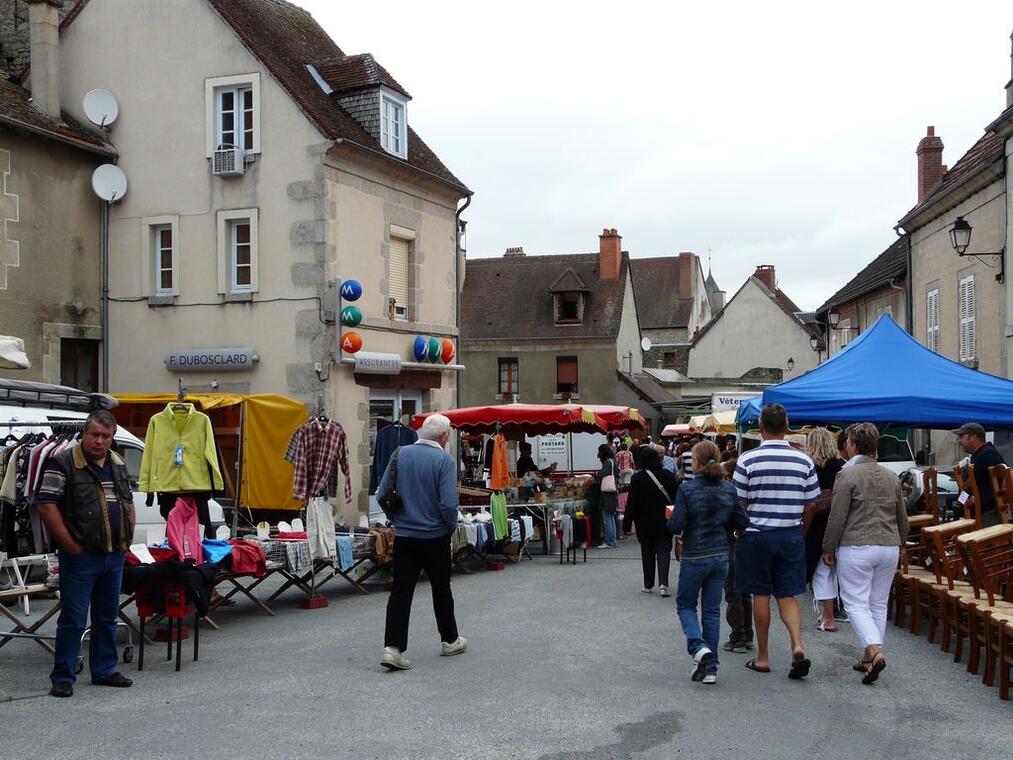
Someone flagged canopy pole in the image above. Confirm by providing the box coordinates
[568,432,573,474]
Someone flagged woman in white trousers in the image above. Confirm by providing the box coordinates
[822,423,909,685]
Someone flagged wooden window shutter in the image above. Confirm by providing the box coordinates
[389,237,409,310]
[557,357,578,385]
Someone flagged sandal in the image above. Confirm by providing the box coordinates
[853,658,871,672]
[862,652,886,685]
[744,659,771,673]
[816,618,838,633]
[788,651,811,680]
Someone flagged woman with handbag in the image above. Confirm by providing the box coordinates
[596,445,619,548]
[622,446,678,595]
[804,427,845,632]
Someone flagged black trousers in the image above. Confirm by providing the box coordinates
[724,537,753,644]
[384,534,458,651]
[640,534,672,589]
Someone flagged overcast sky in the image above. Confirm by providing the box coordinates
[303,0,1012,311]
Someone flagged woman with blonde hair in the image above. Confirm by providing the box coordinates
[805,427,845,631]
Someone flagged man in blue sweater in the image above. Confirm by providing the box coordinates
[377,413,466,670]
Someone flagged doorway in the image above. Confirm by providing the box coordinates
[368,389,422,456]
[60,338,100,392]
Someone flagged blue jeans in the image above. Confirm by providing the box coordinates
[51,549,125,685]
[603,513,617,547]
[676,555,728,674]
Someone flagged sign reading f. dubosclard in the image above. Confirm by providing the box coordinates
[164,347,259,372]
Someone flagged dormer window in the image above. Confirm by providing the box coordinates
[556,292,583,324]
[380,89,407,158]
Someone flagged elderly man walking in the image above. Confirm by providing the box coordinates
[733,403,820,678]
[377,413,466,670]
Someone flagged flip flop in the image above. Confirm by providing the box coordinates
[744,659,770,673]
[788,652,811,680]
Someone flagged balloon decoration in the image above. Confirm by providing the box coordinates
[412,335,430,362]
[341,332,363,354]
[340,305,362,327]
[440,339,455,364]
[340,279,362,301]
[428,337,441,363]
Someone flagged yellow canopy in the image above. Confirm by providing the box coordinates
[689,412,738,435]
[113,393,308,511]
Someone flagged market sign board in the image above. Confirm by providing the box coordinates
[711,393,757,414]
[164,347,259,372]
[353,352,402,375]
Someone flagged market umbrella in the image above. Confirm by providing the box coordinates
[410,403,606,435]
[581,405,644,431]
[0,335,30,369]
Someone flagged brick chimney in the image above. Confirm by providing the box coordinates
[754,265,776,291]
[677,252,694,298]
[504,246,525,257]
[916,126,945,202]
[27,0,62,120]
[599,228,621,280]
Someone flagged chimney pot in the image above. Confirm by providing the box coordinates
[27,0,62,120]
[927,126,935,136]
[598,227,621,281]
[504,246,525,256]
[753,265,777,291]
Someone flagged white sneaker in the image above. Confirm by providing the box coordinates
[380,646,412,670]
[642,586,654,593]
[596,543,608,549]
[659,585,671,597]
[702,673,717,685]
[440,636,468,656]
[691,647,714,682]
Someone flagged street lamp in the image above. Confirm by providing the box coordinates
[949,216,1005,283]
[809,334,820,352]
[787,357,795,372]
[827,308,841,329]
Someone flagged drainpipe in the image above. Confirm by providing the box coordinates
[101,199,109,392]
[454,194,472,409]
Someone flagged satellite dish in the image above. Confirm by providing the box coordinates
[82,89,119,127]
[91,164,128,202]
[641,337,653,352]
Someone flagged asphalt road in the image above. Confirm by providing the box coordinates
[1,539,1009,759]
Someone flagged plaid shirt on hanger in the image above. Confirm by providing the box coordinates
[284,419,352,503]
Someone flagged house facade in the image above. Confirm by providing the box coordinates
[39,0,469,518]
[0,0,113,390]
[460,229,650,425]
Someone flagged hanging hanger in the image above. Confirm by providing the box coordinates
[172,379,192,410]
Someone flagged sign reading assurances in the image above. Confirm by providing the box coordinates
[711,393,757,414]
[353,351,402,375]
[164,347,259,372]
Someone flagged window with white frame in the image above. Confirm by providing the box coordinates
[926,287,940,353]
[154,225,174,295]
[141,215,179,298]
[205,74,261,156]
[380,90,407,158]
[216,209,259,295]
[958,275,976,362]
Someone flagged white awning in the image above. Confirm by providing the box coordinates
[0,336,31,369]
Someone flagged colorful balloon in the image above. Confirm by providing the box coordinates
[428,337,441,363]
[413,335,429,362]
[340,305,362,327]
[340,279,363,302]
[341,331,363,353]
[440,339,455,364]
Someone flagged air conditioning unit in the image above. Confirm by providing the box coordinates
[212,145,245,176]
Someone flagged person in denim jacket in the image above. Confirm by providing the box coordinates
[667,441,750,684]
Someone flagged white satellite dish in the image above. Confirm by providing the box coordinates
[91,164,128,202]
[640,337,653,352]
[82,89,119,127]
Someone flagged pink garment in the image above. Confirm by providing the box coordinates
[166,496,204,564]
[616,450,634,472]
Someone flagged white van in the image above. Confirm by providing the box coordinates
[0,404,224,545]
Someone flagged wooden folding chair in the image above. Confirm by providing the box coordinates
[988,464,1012,525]
[953,465,982,527]
[959,525,1013,694]
[922,520,977,659]
[907,467,941,530]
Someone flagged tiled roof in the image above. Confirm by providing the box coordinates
[461,253,630,341]
[630,256,693,329]
[618,371,679,405]
[315,54,410,99]
[898,131,1004,226]
[643,367,693,384]
[816,238,907,314]
[548,268,589,292]
[53,0,468,192]
[0,73,113,156]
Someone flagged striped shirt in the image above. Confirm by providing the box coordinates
[733,440,820,532]
[680,451,694,480]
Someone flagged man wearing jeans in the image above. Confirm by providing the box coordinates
[377,414,466,670]
[36,410,135,697]
[732,403,820,678]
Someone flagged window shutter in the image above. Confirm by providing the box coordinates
[966,276,975,360]
[389,237,409,310]
[926,288,939,353]
[958,276,975,361]
[557,358,578,385]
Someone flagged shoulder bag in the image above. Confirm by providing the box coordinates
[378,447,404,517]
[601,459,617,493]
[645,470,673,504]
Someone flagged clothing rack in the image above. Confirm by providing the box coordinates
[0,420,88,430]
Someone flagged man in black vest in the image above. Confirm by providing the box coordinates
[37,410,135,697]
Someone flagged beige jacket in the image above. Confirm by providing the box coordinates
[822,457,908,552]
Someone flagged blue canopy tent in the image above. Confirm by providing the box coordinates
[736,395,762,427]
[752,314,1013,428]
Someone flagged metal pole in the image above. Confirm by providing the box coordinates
[100,200,109,392]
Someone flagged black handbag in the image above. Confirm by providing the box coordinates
[378,447,404,517]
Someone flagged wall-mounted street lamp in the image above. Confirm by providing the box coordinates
[809,333,825,364]
[949,216,1005,283]
[786,357,795,372]
[827,308,841,329]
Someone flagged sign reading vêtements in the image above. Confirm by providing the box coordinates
[164,348,259,372]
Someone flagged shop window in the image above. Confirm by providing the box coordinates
[498,357,519,396]
[205,73,261,156]
[556,356,578,395]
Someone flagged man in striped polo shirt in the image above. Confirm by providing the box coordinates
[733,403,820,678]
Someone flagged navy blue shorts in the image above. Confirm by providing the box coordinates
[734,529,806,598]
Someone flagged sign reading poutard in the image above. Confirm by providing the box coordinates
[164,347,259,372]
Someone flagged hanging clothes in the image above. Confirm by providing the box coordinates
[490,434,510,490]
[284,418,352,503]
[490,492,509,540]
[166,496,204,564]
[306,495,337,561]
[369,423,418,495]
[138,403,224,493]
